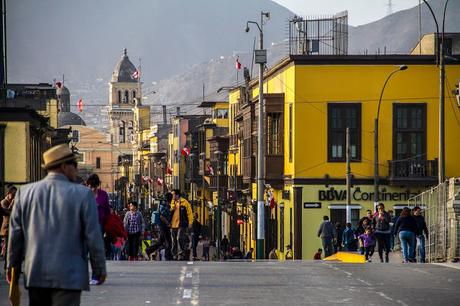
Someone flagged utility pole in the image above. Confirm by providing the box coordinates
[246,10,270,260]
[215,150,222,254]
[346,128,351,224]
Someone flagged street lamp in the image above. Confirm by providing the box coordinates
[421,0,450,184]
[214,150,222,254]
[189,153,195,205]
[374,65,408,207]
[246,10,270,260]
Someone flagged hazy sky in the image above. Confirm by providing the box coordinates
[273,0,419,26]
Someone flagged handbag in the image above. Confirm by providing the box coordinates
[151,201,162,225]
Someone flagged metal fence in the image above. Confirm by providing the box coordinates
[408,178,460,263]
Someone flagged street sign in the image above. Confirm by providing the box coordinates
[304,202,321,209]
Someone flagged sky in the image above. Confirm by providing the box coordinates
[273,0,419,26]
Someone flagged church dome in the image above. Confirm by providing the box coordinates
[58,111,86,127]
[111,49,137,83]
[57,85,71,112]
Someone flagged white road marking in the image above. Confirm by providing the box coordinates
[377,292,394,301]
[187,261,194,265]
[191,267,200,305]
[396,299,409,306]
[183,289,192,299]
[145,301,151,304]
[356,278,372,286]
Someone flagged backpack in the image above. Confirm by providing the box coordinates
[151,202,161,225]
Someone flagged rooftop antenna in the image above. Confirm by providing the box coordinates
[387,0,394,15]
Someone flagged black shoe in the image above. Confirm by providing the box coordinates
[385,255,389,263]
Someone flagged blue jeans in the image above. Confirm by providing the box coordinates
[322,237,334,257]
[416,235,426,263]
[399,231,415,262]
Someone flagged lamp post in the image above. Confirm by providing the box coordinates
[199,152,206,224]
[374,65,408,207]
[421,0,450,184]
[214,150,223,254]
[246,10,270,260]
[189,153,195,206]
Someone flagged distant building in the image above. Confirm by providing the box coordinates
[411,33,460,55]
[56,84,86,127]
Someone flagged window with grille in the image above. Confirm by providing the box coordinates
[327,103,361,162]
[266,112,282,155]
[393,104,426,161]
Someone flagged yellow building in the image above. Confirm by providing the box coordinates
[229,54,460,259]
[0,83,63,197]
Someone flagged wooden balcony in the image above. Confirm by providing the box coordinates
[388,158,438,186]
[229,175,244,191]
[209,175,228,191]
[242,156,255,183]
[265,155,284,188]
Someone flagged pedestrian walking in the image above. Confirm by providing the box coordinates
[191,212,202,260]
[358,227,376,262]
[170,189,193,260]
[317,215,336,257]
[373,203,392,263]
[334,222,343,253]
[148,193,173,260]
[356,218,370,255]
[123,201,145,261]
[412,206,428,263]
[221,235,229,256]
[394,207,417,263]
[105,208,127,260]
[342,222,356,251]
[202,236,210,261]
[6,144,106,306]
[1,185,16,270]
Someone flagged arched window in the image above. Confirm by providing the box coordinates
[119,121,126,143]
[132,90,136,99]
[117,90,121,104]
[128,121,134,142]
[124,90,129,104]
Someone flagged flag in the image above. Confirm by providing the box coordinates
[55,81,62,89]
[77,97,83,112]
[181,146,191,157]
[207,164,214,176]
[131,69,140,79]
[235,56,241,70]
[156,177,163,186]
[166,164,173,175]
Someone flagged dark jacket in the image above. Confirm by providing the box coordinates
[414,215,428,236]
[373,211,391,234]
[192,219,202,236]
[394,215,417,234]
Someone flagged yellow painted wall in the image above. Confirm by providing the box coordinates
[3,122,28,183]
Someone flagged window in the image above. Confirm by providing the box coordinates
[330,208,360,228]
[132,90,136,99]
[119,121,125,143]
[328,103,361,161]
[71,130,80,143]
[117,90,121,104]
[289,104,293,162]
[393,104,426,161]
[266,112,282,155]
[124,90,129,103]
[214,109,228,119]
[96,157,101,169]
[128,121,133,142]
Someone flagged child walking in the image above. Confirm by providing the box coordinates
[358,227,376,262]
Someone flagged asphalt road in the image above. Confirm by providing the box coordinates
[1,260,460,305]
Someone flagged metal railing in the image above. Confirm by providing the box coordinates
[408,178,460,262]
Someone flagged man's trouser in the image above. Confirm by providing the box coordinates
[150,227,172,260]
[322,237,334,257]
[191,233,199,258]
[416,234,426,262]
[171,227,187,259]
[29,287,81,306]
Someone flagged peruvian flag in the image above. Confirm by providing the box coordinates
[131,68,140,79]
[156,177,163,186]
[77,97,83,112]
[207,164,214,176]
[235,56,241,70]
[181,146,191,157]
[166,164,173,175]
[55,81,62,89]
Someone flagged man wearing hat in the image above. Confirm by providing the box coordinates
[6,144,107,306]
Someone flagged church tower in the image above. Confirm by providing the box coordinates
[108,49,140,162]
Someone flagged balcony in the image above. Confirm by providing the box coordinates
[209,175,228,191]
[229,175,244,191]
[388,158,438,186]
[265,155,284,188]
[242,156,255,183]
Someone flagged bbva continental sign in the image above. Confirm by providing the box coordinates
[318,188,422,202]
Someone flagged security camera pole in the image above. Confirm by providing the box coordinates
[246,11,269,259]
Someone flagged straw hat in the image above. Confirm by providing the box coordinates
[42,144,77,169]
